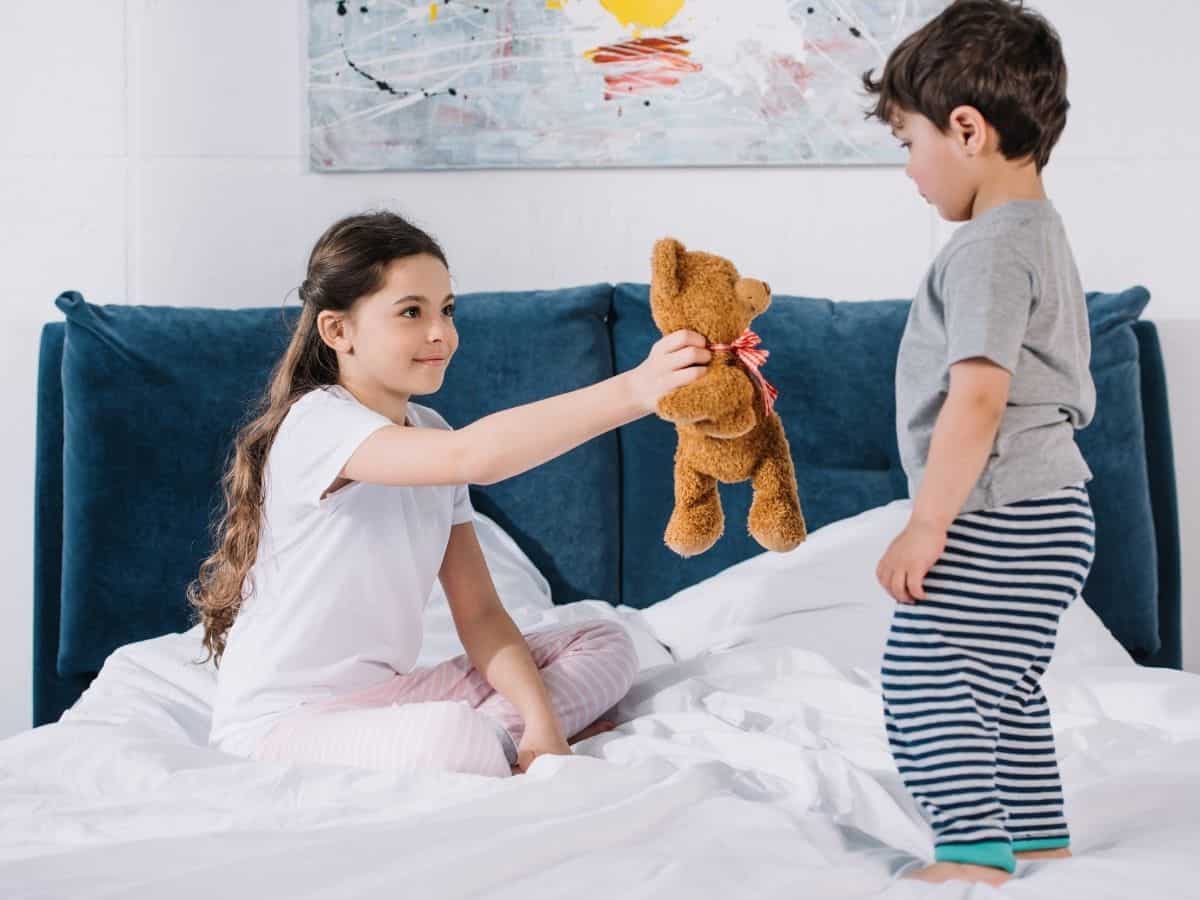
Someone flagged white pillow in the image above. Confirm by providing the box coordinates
[429,510,553,610]
[418,511,553,667]
[416,511,672,671]
[641,500,1133,673]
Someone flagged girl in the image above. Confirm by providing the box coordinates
[196,211,710,776]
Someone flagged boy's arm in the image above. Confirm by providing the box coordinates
[877,358,1010,604]
[912,358,1011,530]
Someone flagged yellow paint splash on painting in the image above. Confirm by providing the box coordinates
[429,3,438,22]
[598,0,685,30]
[546,0,564,9]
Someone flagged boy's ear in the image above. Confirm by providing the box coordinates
[948,104,988,158]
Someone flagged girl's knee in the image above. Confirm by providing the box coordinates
[590,618,634,650]
[395,702,511,777]
[585,620,639,691]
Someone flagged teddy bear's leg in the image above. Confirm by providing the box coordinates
[748,417,807,552]
[665,455,724,557]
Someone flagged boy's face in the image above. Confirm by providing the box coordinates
[891,111,977,223]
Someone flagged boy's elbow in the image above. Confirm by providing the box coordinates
[961,387,1008,424]
[948,362,1010,424]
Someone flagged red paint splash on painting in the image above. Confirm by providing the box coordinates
[760,54,813,119]
[585,35,701,100]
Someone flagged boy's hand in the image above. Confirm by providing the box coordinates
[876,519,948,604]
[628,330,711,413]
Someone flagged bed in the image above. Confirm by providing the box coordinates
[8,281,1191,898]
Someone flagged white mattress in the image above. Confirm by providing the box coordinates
[4,503,1198,899]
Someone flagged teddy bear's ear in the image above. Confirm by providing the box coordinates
[652,238,685,296]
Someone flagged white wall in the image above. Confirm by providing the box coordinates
[2,0,1197,739]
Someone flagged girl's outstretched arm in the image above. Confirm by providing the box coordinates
[341,330,710,489]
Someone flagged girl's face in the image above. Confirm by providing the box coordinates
[892,110,978,223]
[340,253,458,398]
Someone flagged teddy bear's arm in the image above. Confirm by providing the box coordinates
[657,363,755,424]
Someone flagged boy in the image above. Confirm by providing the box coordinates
[863,0,1096,885]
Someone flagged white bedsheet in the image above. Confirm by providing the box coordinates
[4,503,1199,899]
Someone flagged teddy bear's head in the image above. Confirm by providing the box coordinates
[650,238,771,344]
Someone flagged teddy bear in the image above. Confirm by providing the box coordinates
[650,237,807,557]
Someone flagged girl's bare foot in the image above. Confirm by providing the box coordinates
[567,719,615,744]
[904,863,1011,885]
[508,721,614,773]
[1014,847,1071,861]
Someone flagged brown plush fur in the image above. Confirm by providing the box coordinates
[651,238,807,557]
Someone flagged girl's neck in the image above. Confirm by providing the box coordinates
[337,375,410,426]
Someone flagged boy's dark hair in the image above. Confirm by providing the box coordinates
[862,0,1069,171]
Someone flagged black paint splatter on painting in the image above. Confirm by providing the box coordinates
[343,47,460,101]
[344,51,406,96]
[850,26,862,38]
[333,1,493,103]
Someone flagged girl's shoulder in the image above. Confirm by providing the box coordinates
[273,386,391,458]
[280,387,448,437]
[291,383,353,415]
[286,385,384,427]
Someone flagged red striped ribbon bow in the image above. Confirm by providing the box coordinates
[708,328,779,417]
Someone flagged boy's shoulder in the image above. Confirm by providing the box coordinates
[936,200,1061,273]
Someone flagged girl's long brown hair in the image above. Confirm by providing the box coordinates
[189,211,448,664]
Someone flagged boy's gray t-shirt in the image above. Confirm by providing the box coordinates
[896,199,1095,512]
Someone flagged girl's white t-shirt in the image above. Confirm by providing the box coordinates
[208,385,473,756]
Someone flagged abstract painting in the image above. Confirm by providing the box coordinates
[308,0,950,170]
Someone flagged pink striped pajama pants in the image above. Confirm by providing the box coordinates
[254,619,638,777]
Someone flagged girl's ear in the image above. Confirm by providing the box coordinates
[317,309,352,354]
[948,104,987,158]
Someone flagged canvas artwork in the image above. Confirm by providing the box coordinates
[308,0,949,171]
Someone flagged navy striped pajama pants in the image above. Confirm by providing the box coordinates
[881,485,1095,873]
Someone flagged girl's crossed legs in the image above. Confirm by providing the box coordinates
[255,620,638,777]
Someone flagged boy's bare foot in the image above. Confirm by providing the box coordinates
[1014,847,1071,861]
[903,863,1011,885]
[567,719,615,744]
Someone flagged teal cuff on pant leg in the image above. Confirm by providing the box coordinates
[935,840,1016,873]
[1012,837,1070,852]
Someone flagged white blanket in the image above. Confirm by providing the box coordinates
[3,503,1199,899]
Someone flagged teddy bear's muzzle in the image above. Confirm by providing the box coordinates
[735,278,772,315]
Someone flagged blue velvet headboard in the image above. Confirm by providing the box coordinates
[33,285,1182,727]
